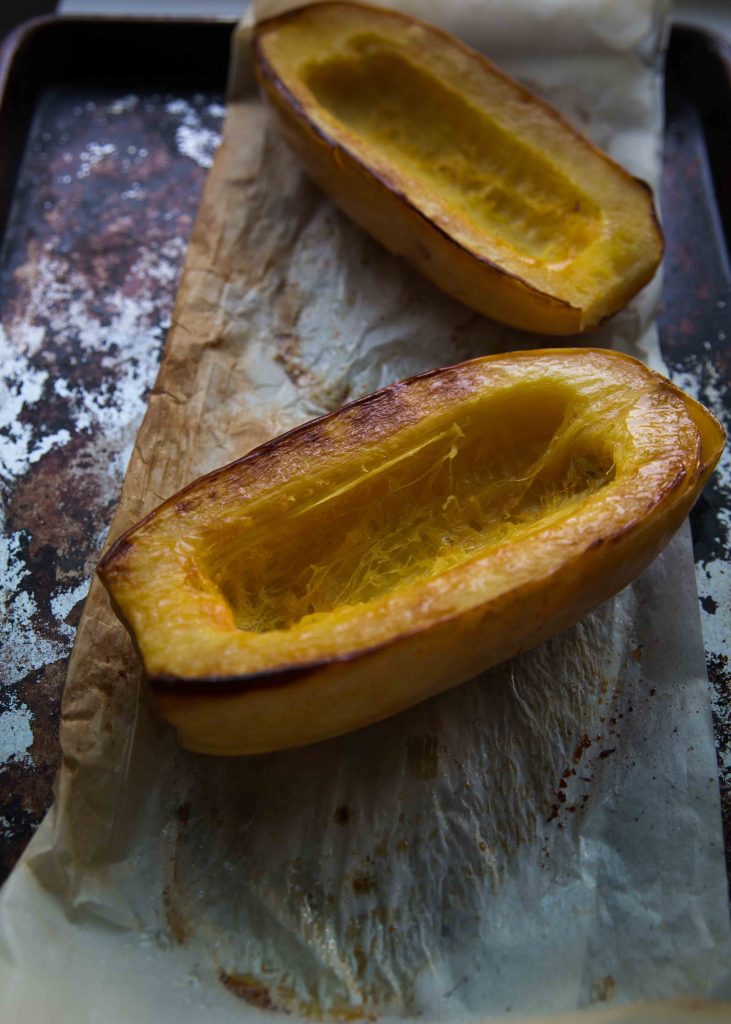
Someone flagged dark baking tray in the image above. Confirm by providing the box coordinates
[0,16,729,896]
[658,24,731,889]
[0,15,234,240]
[0,15,231,880]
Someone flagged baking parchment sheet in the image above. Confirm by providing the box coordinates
[1,1,730,1021]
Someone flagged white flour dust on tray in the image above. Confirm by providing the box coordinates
[166,98,227,169]
[671,348,731,794]
[0,89,224,864]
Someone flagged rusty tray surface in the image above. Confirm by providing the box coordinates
[0,15,230,879]
[0,16,729,898]
[658,24,731,889]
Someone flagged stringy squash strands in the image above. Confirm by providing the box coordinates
[98,349,724,755]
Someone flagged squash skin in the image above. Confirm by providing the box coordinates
[252,2,664,335]
[98,349,723,756]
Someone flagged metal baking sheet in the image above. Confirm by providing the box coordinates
[0,15,230,880]
[657,23,731,880]
[0,12,729,909]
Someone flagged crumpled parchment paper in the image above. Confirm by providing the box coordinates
[1,1,730,1021]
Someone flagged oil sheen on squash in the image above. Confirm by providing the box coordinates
[98,350,723,754]
[305,37,600,266]
[203,385,614,634]
[253,2,664,334]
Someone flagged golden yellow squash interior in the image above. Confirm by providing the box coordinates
[203,386,613,633]
[256,3,662,326]
[304,38,601,266]
[100,351,722,683]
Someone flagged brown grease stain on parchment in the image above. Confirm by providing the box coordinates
[160,598,634,1017]
[28,98,645,1020]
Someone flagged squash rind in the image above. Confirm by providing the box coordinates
[98,349,724,756]
[252,1,664,335]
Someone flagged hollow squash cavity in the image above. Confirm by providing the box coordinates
[201,386,614,634]
[97,349,725,755]
[304,40,601,265]
[253,2,664,334]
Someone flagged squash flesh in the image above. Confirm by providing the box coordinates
[204,385,615,634]
[99,349,724,758]
[303,43,601,266]
[253,2,664,333]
